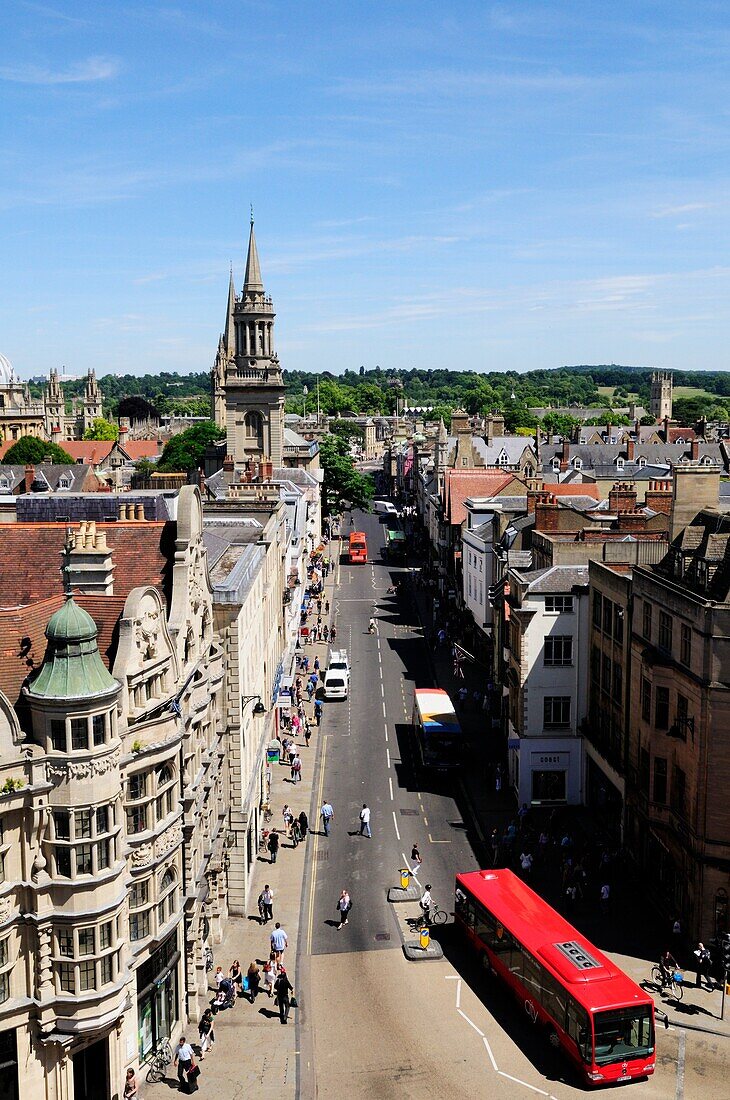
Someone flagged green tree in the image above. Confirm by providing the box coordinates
[3,437,74,464]
[319,435,373,516]
[640,414,658,426]
[157,421,223,472]
[83,417,118,441]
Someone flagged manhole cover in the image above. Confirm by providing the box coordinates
[375,933,391,941]
[400,808,419,816]
[314,850,329,861]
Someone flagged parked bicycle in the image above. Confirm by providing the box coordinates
[650,965,684,1000]
[145,1037,173,1083]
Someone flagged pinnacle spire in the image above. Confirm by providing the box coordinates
[223,267,236,357]
[243,217,264,293]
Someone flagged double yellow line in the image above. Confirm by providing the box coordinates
[306,732,328,955]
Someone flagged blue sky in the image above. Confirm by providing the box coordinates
[1,1,730,379]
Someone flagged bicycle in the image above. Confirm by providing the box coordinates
[650,965,683,1000]
[145,1037,173,1083]
[421,902,448,926]
[262,803,273,824]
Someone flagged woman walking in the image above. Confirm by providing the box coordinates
[337,889,352,929]
[198,1009,215,1059]
[246,960,261,1002]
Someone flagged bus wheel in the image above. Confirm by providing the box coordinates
[547,1029,560,1049]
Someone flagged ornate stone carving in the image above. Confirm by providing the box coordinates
[0,897,12,923]
[155,823,183,859]
[35,925,53,997]
[136,609,160,660]
[47,749,120,783]
[131,843,153,867]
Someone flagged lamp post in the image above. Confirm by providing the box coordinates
[241,694,266,718]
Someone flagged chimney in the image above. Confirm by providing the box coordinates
[571,423,581,443]
[626,439,635,461]
[65,522,115,595]
[51,424,62,442]
[534,493,560,532]
[616,509,647,533]
[608,482,638,514]
[24,464,34,494]
[222,454,234,473]
[135,503,145,521]
[644,479,672,516]
[606,421,612,443]
[663,415,670,442]
[690,439,700,461]
[559,439,571,470]
[485,416,494,447]
[697,416,707,439]
[118,502,129,520]
[671,464,721,540]
[118,418,129,447]
[527,489,551,514]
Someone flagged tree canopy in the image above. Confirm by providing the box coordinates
[3,437,73,464]
[83,417,118,441]
[157,421,223,472]
[318,435,374,516]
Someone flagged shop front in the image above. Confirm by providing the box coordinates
[0,1029,18,1100]
[136,931,180,1061]
[509,736,584,806]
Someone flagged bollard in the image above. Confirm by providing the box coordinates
[400,868,411,890]
[419,926,430,950]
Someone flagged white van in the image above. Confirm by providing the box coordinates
[373,500,398,516]
[323,650,350,700]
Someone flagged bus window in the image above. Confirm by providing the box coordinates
[593,1008,654,1067]
[566,997,591,1063]
[521,951,543,1000]
[474,905,495,946]
[540,968,568,1032]
[491,921,513,966]
[455,889,475,930]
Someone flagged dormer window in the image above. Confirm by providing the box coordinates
[552,458,560,472]
[58,476,72,490]
[616,457,625,471]
[701,455,712,466]
[637,456,647,469]
[496,451,509,466]
[572,457,583,470]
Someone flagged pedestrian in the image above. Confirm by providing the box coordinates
[323,624,329,643]
[600,882,610,915]
[263,955,276,998]
[520,850,533,876]
[198,1009,215,1059]
[490,827,500,866]
[314,700,323,726]
[330,625,337,642]
[314,655,320,672]
[321,799,334,835]
[304,721,312,747]
[495,764,502,793]
[246,960,261,1002]
[173,1035,196,1093]
[306,680,314,701]
[337,889,352,929]
[298,810,309,839]
[359,803,372,838]
[694,943,712,989]
[282,805,293,837]
[229,959,242,994]
[410,843,422,878]
[270,922,288,962]
[317,598,322,614]
[325,599,330,614]
[258,885,274,924]
[274,966,294,1025]
[267,831,279,864]
[291,754,302,784]
[458,686,468,707]
[291,816,301,847]
[213,965,224,989]
[123,1068,140,1099]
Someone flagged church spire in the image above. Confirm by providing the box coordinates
[223,266,236,358]
[243,215,264,293]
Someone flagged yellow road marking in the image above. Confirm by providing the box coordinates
[306,733,328,955]
[428,834,451,844]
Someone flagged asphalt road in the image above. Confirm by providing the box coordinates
[300,510,719,1100]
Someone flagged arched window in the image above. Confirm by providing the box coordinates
[158,866,178,926]
[157,764,174,788]
[244,411,264,449]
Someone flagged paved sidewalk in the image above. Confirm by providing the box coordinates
[159,548,339,1100]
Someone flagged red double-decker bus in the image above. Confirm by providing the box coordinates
[455,870,655,1086]
[348,531,368,563]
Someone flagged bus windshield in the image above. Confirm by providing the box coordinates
[593,1007,654,1066]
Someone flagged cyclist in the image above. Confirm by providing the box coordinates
[419,884,433,924]
[368,617,377,634]
[659,948,678,988]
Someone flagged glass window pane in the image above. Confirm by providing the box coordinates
[57,929,73,957]
[99,922,112,950]
[76,810,92,839]
[71,718,88,750]
[92,714,106,746]
[96,839,110,870]
[59,963,74,993]
[76,844,93,875]
[78,960,96,991]
[101,954,113,985]
[51,721,67,751]
[53,811,70,840]
[56,848,71,878]
[77,928,94,956]
[95,806,109,835]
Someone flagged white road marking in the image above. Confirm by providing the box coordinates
[497,1072,548,1096]
[392,811,401,841]
[382,701,387,718]
[386,748,391,769]
[456,978,462,1009]
[388,777,394,800]
[676,1029,685,1100]
[384,725,389,742]
[457,1009,484,1038]
[381,683,385,697]
[482,1036,498,1072]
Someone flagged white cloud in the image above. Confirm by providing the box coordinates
[0,56,119,85]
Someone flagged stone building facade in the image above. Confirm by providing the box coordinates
[0,357,104,446]
[0,487,227,1099]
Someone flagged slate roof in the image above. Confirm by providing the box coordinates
[542,442,725,469]
[0,464,97,493]
[514,564,590,593]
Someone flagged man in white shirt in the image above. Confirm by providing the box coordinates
[419,885,433,923]
[359,803,371,838]
[173,1036,195,1090]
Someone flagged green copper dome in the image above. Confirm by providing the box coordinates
[27,595,120,701]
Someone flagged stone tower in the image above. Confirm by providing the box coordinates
[212,219,285,469]
[81,368,103,434]
[44,368,65,437]
[650,370,673,421]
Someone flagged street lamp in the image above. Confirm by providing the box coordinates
[303,386,308,420]
[242,695,266,717]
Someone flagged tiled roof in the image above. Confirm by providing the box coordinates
[57,441,116,465]
[120,440,161,460]
[546,482,601,499]
[0,522,174,610]
[444,471,516,525]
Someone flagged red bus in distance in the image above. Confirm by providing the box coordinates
[455,870,655,1087]
[348,531,368,563]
